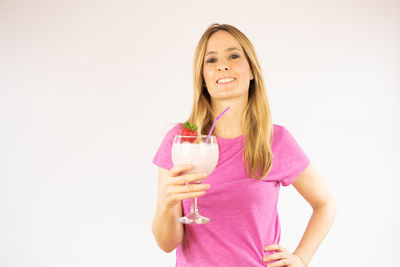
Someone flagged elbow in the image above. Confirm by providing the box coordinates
[158,235,182,253]
[151,222,181,253]
[313,195,338,217]
[156,238,180,253]
[160,245,176,253]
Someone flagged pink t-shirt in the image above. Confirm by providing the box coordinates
[152,123,310,266]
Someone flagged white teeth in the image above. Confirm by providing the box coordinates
[217,78,235,84]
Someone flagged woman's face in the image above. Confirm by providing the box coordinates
[202,30,253,101]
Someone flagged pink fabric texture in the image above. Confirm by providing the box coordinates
[152,124,310,266]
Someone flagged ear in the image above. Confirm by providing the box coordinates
[250,72,254,80]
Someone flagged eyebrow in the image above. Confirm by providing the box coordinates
[205,47,241,56]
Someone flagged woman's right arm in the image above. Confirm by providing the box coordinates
[151,164,209,253]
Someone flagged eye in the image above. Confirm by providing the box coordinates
[205,54,240,63]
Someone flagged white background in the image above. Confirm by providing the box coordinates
[1,0,399,266]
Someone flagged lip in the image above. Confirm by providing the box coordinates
[216,77,237,84]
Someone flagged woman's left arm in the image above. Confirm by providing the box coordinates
[263,163,337,266]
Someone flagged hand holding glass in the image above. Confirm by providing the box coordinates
[171,135,219,224]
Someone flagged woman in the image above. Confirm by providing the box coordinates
[152,23,336,267]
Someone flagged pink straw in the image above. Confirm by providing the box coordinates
[206,106,230,143]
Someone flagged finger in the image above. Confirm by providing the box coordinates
[263,252,286,263]
[175,191,206,200]
[182,173,208,184]
[170,172,207,185]
[264,244,286,252]
[170,164,193,177]
[172,183,210,194]
[267,259,289,267]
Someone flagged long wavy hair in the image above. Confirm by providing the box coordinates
[187,23,274,180]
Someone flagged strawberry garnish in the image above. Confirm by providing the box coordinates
[181,121,198,143]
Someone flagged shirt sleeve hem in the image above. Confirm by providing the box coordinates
[152,158,172,171]
[281,159,311,186]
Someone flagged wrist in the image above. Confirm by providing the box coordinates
[293,253,307,266]
[157,199,180,215]
[157,202,174,213]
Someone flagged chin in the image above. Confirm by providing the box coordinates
[210,90,248,101]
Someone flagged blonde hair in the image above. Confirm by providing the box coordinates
[188,23,274,180]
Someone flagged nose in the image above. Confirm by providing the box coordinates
[217,58,230,71]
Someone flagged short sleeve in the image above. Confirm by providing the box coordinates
[278,126,311,186]
[152,123,181,171]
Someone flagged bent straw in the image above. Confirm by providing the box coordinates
[206,106,230,144]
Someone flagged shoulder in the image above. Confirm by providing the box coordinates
[272,123,307,156]
[163,122,182,137]
[272,123,290,142]
[154,122,183,148]
[272,123,285,134]
[152,123,183,170]
[272,123,301,151]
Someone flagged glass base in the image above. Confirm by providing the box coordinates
[179,212,210,224]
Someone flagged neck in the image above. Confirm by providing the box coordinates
[210,96,247,139]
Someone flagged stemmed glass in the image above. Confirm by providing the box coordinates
[171,135,219,224]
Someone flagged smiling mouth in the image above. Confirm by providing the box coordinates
[216,77,236,85]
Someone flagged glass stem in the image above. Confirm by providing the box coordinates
[190,197,198,214]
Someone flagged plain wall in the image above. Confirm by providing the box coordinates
[1,0,399,266]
